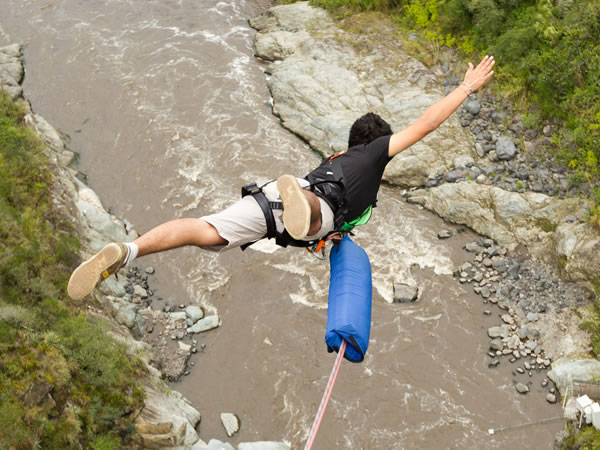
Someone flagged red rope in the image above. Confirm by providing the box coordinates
[304,340,346,450]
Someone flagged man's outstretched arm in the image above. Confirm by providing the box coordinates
[388,55,495,158]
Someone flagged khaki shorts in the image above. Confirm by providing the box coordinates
[201,179,334,252]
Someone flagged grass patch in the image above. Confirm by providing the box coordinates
[0,90,144,449]
[560,421,600,449]
[536,217,557,233]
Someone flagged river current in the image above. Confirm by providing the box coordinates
[1,0,561,448]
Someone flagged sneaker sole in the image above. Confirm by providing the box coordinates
[67,243,123,300]
[277,175,311,240]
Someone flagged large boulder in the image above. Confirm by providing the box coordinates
[250,2,475,187]
[548,358,600,398]
[406,181,599,281]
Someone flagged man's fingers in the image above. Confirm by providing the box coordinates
[477,55,493,70]
[475,56,495,76]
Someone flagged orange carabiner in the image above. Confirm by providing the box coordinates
[314,239,326,253]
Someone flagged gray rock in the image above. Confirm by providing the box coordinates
[501,314,514,325]
[115,303,137,329]
[488,325,510,339]
[526,328,540,340]
[133,313,146,339]
[170,312,188,321]
[489,338,503,351]
[187,315,220,334]
[460,262,473,272]
[546,393,557,403]
[185,305,204,322]
[454,155,475,168]
[475,143,485,158]
[202,440,235,450]
[437,230,452,239]
[495,136,517,161]
[134,285,148,298]
[548,358,600,398]
[220,413,240,437]
[527,312,539,322]
[465,242,482,253]
[516,383,529,394]
[406,181,600,282]
[393,283,418,303]
[464,100,481,115]
[446,168,463,183]
[492,258,509,273]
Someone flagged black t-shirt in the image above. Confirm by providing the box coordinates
[305,135,392,222]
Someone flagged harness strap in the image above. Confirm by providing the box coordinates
[240,183,280,251]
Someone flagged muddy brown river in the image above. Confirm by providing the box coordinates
[1,0,562,447]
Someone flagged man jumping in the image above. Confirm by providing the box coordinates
[67,56,495,300]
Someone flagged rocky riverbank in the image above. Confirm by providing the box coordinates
[249,1,600,404]
[1,43,289,449]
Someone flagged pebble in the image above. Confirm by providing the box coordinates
[221,413,240,437]
[516,383,529,394]
[134,285,148,298]
[178,341,192,352]
[488,359,500,368]
[490,338,503,351]
[438,230,452,239]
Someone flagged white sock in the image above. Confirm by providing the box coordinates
[124,242,139,267]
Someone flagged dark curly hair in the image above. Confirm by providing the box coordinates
[348,112,393,148]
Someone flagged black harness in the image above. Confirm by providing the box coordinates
[240,156,370,251]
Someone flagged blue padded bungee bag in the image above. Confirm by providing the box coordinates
[325,236,372,362]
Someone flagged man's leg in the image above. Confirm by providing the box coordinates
[67,218,226,300]
[134,218,227,257]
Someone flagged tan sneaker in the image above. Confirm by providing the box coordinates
[67,243,128,300]
[277,174,311,240]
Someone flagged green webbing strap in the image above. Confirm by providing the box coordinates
[340,205,373,231]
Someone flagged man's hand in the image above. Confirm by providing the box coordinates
[388,55,496,158]
[461,55,495,94]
